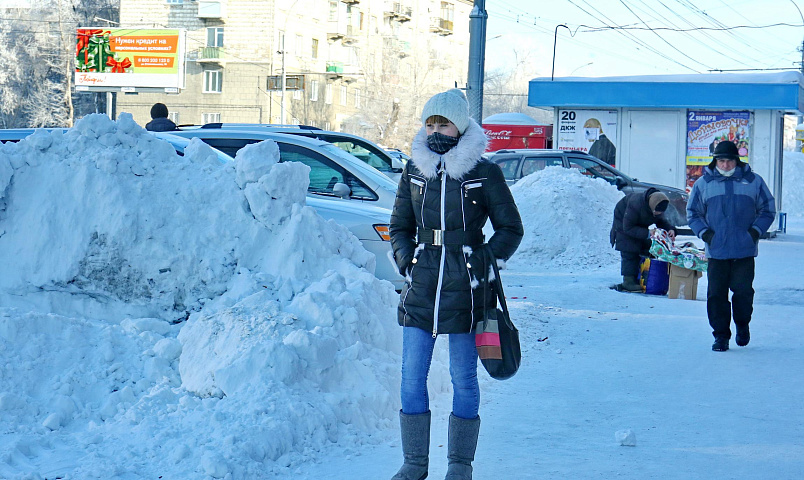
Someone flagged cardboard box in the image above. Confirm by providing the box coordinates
[668,264,702,300]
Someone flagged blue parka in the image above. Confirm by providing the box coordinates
[686,163,775,260]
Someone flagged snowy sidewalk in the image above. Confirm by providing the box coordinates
[298,224,804,479]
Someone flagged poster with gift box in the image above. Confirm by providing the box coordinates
[74,28,186,91]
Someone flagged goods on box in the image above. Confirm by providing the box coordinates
[649,228,708,272]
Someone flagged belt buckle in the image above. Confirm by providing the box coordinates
[433,229,443,246]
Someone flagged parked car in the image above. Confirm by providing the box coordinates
[384,148,411,167]
[484,148,690,228]
[0,128,68,143]
[160,129,404,289]
[183,123,404,182]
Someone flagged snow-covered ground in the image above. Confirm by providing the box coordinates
[0,115,802,479]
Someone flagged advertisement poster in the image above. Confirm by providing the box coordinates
[75,28,185,90]
[556,109,618,166]
[685,110,751,192]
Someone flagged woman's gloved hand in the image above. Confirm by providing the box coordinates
[702,230,715,244]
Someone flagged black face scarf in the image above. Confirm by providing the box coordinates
[427,132,460,154]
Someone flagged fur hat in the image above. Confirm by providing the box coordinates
[150,103,169,119]
[421,89,470,135]
[648,192,669,212]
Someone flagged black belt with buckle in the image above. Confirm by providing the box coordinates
[417,228,484,246]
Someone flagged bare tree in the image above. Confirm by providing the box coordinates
[0,0,119,128]
[482,47,552,124]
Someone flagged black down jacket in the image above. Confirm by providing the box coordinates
[389,119,524,336]
[610,187,674,253]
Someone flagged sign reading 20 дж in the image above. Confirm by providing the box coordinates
[556,109,618,166]
[75,28,186,90]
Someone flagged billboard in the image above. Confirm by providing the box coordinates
[685,110,752,192]
[75,28,186,92]
[556,109,618,166]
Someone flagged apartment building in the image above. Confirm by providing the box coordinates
[117,0,473,148]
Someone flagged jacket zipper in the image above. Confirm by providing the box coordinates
[432,162,447,338]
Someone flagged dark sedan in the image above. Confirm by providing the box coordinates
[485,148,690,228]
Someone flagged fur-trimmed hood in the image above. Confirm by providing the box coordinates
[409,119,488,181]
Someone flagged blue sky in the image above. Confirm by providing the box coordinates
[484,0,804,77]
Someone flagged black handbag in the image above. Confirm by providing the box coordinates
[474,245,521,380]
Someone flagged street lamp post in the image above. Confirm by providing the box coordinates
[467,0,488,123]
[551,24,570,81]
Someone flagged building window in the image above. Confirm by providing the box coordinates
[207,27,224,47]
[340,86,347,106]
[325,84,333,104]
[202,112,221,124]
[168,112,179,124]
[441,2,454,22]
[354,89,361,109]
[328,0,338,22]
[166,0,183,4]
[310,80,319,101]
[295,34,303,57]
[204,70,223,93]
[325,121,331,130]
[312,38,318,59]
[293,89,302,100]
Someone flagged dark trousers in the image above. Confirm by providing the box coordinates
[620,251,643,277]
[706,257,755,339]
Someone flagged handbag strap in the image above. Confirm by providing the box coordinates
[486,245,510,316]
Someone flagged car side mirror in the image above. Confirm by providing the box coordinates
[391,157,404,170]
[615,177,627,189]
[333,182,351,198]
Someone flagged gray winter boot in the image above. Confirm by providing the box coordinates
[444,413,480,480]
[392,410,430,480]
[620,275,642,292]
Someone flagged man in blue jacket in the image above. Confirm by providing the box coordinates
[687,141,776,352]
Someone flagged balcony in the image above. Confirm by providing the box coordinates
[326,61,362,83]
[385,2,412,22]
[430,17,453,35]
[196,46,225,64]
[328,25,359,44]
[198,0,225,18]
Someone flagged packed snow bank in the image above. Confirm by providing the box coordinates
[783,151,804,217]
[0,114,423,478]
[508,166,623,269]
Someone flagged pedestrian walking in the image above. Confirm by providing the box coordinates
[610,189,676,292]
[145,103,178,132]
[388,89,524,480]
[687,140,776,351]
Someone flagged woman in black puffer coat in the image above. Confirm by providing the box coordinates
[389,89,523,480]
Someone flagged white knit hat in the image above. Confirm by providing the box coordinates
[421,89,470,135]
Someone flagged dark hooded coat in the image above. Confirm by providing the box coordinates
[389,119,524,335]
[610,187,674,253]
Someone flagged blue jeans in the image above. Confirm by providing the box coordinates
[400,326,480,419]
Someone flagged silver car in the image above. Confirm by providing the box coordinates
[162,129,404,289]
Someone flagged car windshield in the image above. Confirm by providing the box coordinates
[327,139,398,174]
[568,156,627,185]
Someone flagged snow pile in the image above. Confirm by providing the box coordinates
[0,113,422,478]
[508,166,623,269]
[783,151,804,217]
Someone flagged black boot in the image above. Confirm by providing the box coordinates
[444,413,480,480]
[736,324,750,347]
[392,410,430,480]
[619,276,642,292]
[712,337,729,352]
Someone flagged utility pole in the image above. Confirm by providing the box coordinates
[280,33,287,124]
[466,0,487,123]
